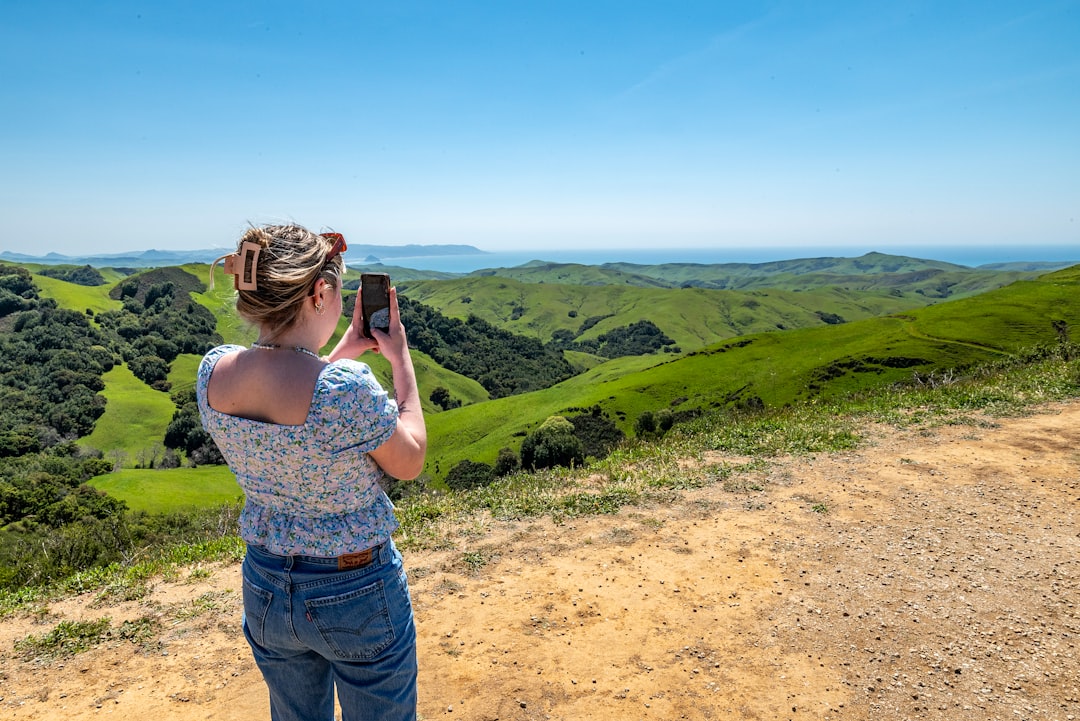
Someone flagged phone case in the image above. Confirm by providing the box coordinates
[360,273,391,338]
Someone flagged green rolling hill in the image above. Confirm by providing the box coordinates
[9,256,1077,505]
[400,275,944,352]
[461,252,1046,295]
[421,265,1080,478]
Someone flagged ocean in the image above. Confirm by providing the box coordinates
[367,244,1079,274]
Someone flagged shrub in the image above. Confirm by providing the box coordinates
[568,409,624,459]
[445,460,495,491]
[128,355,170,386]
[430,386,461,410]
[399,297,575,398]
[493,447,520,477]
[521,416,585,470]
[164,386,223,465]
[37,265,107,287]
[635,411,656,438]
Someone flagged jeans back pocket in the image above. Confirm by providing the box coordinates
[241,576,274,647]
[305,580,395,660]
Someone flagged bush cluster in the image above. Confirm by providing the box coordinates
[398,296,575,398]
[549,318,678,357]
[0,264,231,591]
[0,439,241,592]
[445,407,625,489]
[0,442,124,589]
[36,265,107,286]
[95,269,221,390]
[163,386,224,465]
[0,263,36,315]
[1,290,115,448]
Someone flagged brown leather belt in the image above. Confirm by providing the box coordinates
[337,547,376,571]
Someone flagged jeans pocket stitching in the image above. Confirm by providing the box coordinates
[305,580,395,660]
[241,577,274,647]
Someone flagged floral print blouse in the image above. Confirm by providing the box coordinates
[197,345,399,557]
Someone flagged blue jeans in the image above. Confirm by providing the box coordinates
[241,540,417,721]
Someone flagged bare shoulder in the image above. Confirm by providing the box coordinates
[207,350,323,425]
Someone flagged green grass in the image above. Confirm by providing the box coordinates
[31,274,122,316]
[400,275,940,352]
[905,278,1078,350]
[0,534,246,617]
[4,341,1077,619]
[31,258,1080,486]
[168,353,202,395]
[12,614,159,659]
[89,465,242,513]
[420,315,973,477]
[79,363,176,465]
[188,264,258,346]
[456,252,1047,295]
[399,345,1080,548]
[56,261,1080,482]
[419,268,1080,478]
[13,617,112,659]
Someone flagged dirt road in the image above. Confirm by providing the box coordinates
[2,402,1078,720]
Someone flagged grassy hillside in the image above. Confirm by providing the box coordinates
[31,274,123,316]
[361,348,491,414]
[185,263,491,412]
[470,260,670,287]
[398,276,936,352]
[185,263,258,346]
[470,252,1044,296]
[88,465,242,514]
[15,258,1078,506]
[167,353,202,395]
[422,319,965,477]
[421,266,1080,478]
[79,363,176,464]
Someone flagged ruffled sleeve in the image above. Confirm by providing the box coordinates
[311,359,399,454]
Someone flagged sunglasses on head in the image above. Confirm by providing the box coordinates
[311,232,347,297]
[320,232,347,263]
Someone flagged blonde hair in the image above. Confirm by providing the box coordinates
[211,224,343,339]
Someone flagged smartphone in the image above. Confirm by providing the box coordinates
[359,272,391,338]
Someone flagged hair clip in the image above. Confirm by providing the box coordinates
[222,241,262,290]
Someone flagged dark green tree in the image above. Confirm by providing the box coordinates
[520,416,585,471]
[164,387,224,466]
[493,447,520,477]
[634,411,657,438]
[429,386,461,410]
[568,408,625,459]
[445,460,495,491]
[397,297,575,398]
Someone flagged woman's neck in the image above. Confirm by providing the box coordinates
[256,327,323,355]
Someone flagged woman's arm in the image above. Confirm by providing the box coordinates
[365,288,427,479]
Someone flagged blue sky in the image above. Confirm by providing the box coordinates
[1,1,1077,257]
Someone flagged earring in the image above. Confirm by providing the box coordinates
[315,302,325,315]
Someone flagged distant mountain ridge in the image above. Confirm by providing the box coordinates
[0,244,487,268]
[461,251,1077,293]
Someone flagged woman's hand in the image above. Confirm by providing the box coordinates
[326,290,384,362]
[326,323,378,362]
[327,286,408,363]
[368,287,409,363]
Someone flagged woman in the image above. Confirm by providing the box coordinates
[196,224,426,721]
